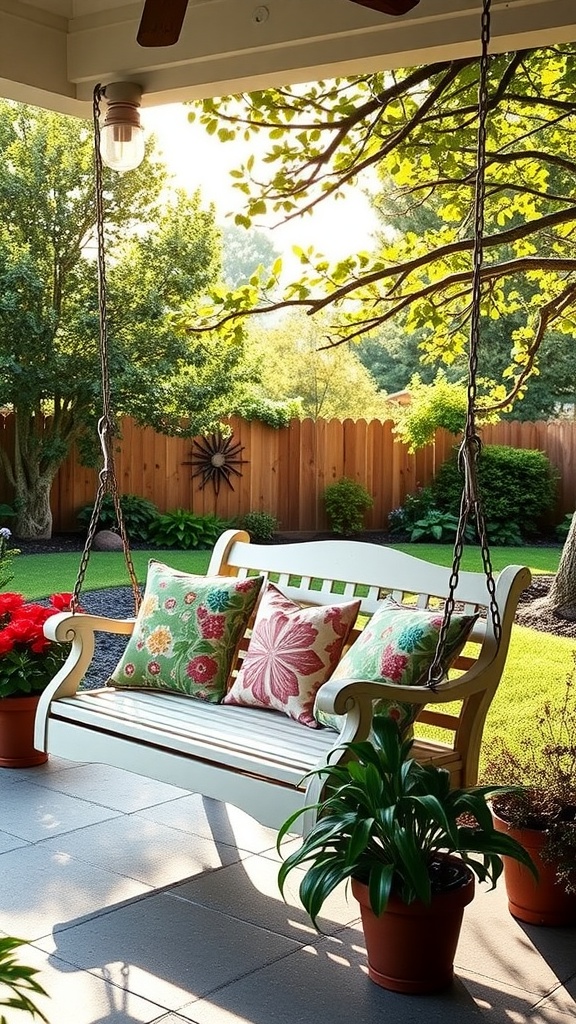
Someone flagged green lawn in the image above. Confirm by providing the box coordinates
[13,543,560,601]
[389,543,561,576]
[15,549,211,601]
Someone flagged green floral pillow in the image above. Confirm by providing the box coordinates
[314,596,478,734]
[110,562,264,702]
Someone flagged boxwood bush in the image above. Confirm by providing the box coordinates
[431,445,558,539]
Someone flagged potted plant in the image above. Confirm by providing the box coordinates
[0,591,78,767]
[482,664,576,926]
[0,935,48,1022]
[277,716,535,994]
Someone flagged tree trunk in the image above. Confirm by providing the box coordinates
[545,511,576,618]
[519,511,576,625]
[14,475,54,539]
[10,412,64,540]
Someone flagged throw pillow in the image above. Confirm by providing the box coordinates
[110,562,264,702]
[222,583,361,727]
[315,596,478,733]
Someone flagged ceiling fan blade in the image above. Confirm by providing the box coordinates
[349,0,420,14]
[137,0,189,47]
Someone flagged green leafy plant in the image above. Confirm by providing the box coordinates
[555,512,573,542]
[147,510,231,550]
[278,716,535,927]
[323,477,373,536]
[486,521,524,546]
[234,396,303,428]
[431,445,557,540]
[0,592,79,698]
[0,936,48,1023]
[77,494,159,542]
[482,660,576,893]
[393,371,470,451]
[387,487,436,538]
[409,510,475,544]
[241,510,279,542]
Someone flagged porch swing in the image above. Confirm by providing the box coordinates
[33,0,531,833]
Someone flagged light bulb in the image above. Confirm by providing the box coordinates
[100,82,145,172]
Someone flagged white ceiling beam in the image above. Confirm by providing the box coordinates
[67,0,576,107]
[0,0,575,115]
[0,3,78,112]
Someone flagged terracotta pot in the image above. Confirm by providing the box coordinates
[351,863,475,994]
[493,812,576,927]
[0,695,48,768]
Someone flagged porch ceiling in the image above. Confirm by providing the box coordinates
[0,0,574,116]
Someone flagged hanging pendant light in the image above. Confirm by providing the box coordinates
[99,82,145,172]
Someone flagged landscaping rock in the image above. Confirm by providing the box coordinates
[93,529,124,552]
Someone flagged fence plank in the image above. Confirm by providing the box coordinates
[5,413,576,534]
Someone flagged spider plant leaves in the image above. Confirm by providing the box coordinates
[277,715,538,925]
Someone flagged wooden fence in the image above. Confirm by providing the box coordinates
[1,415,575,533]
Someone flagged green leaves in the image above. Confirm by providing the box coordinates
[277,716,538,928]
[0,936,49,1023]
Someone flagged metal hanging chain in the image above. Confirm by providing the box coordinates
[427,0,501,689]
[71,84,141,615]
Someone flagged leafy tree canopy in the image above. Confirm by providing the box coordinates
[245,311,392,420]
[220,223,280,288]
[186,46,576,415]
[0,100,251,536]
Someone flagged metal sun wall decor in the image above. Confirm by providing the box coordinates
[187,430,248,495]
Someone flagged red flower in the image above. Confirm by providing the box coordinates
[186,655,218,684]
[0,593,24,620]
[0,592,76,697]
[197,605,225,640]
[380,645,409,682]
[49,593,76,612]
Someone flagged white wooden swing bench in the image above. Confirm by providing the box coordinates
[34,529,530,834]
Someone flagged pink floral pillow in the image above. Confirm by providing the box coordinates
[222,584,361,727]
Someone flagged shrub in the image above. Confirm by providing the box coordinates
[323,478,373,536]
[241,510,279,542]
[147,510,231,550]
[393,371,469,451]
[431,445,557,539]
[556,512,574,542]
[234,396,303,428]
[77,493,159,542]
[387,487,436,537]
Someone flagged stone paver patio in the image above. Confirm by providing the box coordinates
[0,756,574,1023]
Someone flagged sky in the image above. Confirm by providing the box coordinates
[144,103,377,273]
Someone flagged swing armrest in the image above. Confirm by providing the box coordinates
[317,666,491,720]
[41,612,136,701]
[35,613,136,753]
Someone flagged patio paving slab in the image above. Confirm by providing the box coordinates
[38,813,245,888]
[35,889,302,1014]
[0,843,151,942]
[175,925,482,1024]
[456,882,576,995]
[20,761,191,812]
[168,852,359,942]
[135,792,279,856]
[6,943,168,1024]
[0,776,121,841]
[0,827,30,854]
[461,971,576,1022]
